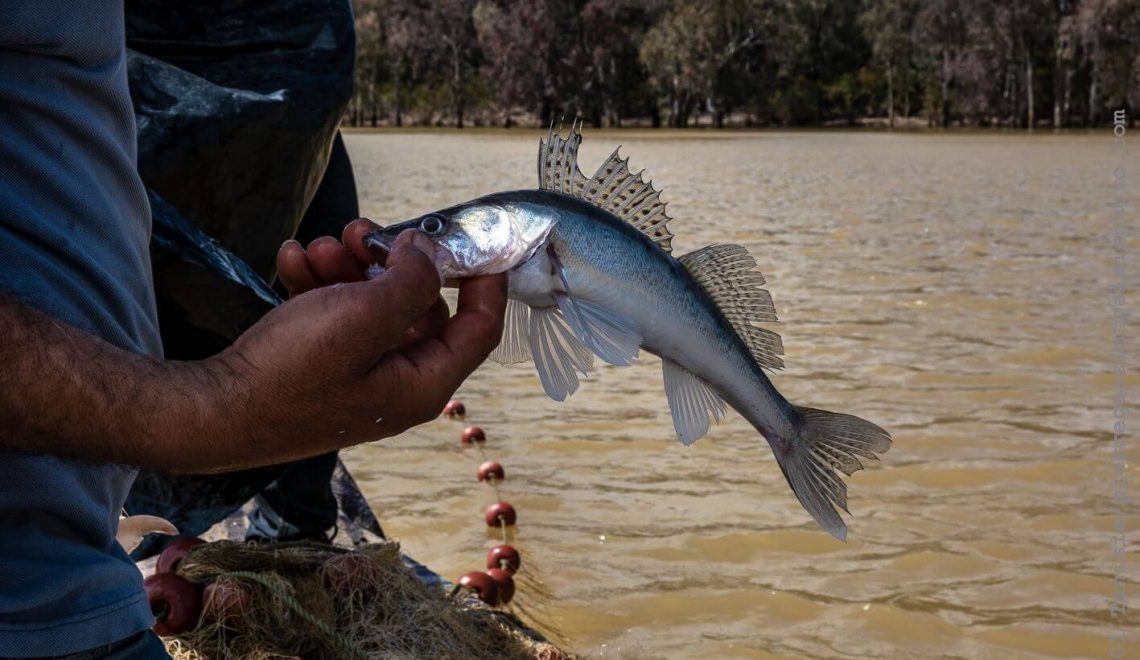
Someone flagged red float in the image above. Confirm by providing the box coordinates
[486,568,516,605]
[477,461,504,482]
[156,537,206,575]
[443,400,466,419]
[320,552,383,595]
[484,501,517,527]
[486,544,521,574]
[461,426,485,444]
[145,573,203,636]
[458,571,499,606]
[202,581,250,627]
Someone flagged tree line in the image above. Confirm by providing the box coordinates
[346,0,1139,129]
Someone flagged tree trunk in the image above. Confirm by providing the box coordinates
[1087,45,1099,126]
[940,48,951,127]
[394,73,403,128]
[887,61,895,129]
[710,95,724,128]
[1013,67,1022,127]
[1053,36,1064,129]
[541,98,553,128]
[450,43,464,129]
[903,62,911,121]
[1025,57,1034,131]
[1062,65,1073,126]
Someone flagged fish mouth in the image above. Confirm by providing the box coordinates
[363,230,395,260]
[363,220,418,264]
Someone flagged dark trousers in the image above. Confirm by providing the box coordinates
[5,631,170,660]
[250,132,360,541]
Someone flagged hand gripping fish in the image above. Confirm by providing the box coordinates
[366,125,891,540]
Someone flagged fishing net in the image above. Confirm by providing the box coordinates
[161,540,567,659]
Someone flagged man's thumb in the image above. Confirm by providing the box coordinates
[342,229,442,352]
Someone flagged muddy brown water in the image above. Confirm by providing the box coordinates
[339,129,1138,658]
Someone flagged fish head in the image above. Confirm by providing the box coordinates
[365,195,556,278]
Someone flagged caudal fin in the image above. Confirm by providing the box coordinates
[772,406,892,541]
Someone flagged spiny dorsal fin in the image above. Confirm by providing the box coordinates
[583,148,674,253]
[537,123,675,253]
[678,244,784,370]
[537,120,588,196]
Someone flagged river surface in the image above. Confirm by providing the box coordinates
[340,129,1138,658]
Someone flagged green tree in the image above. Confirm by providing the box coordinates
[860,0,921,127]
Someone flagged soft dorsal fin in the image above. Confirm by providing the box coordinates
[678,244,784,370]
[537,123,675,253]
[537,120,588,196]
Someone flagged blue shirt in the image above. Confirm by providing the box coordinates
[0,0,163,654]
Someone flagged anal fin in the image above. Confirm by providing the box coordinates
[662,359,727,446]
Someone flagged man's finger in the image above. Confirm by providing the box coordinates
[396,297,449,349]
[338,230,443,354]
[370,273,506,403]
[307,237,363,285]
[343,218,381,268]
[277,240,321,295]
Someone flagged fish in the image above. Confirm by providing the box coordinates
[366,124,891,540]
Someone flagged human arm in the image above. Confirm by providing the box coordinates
[0,228,506,473]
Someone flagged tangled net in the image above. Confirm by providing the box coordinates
[164,540,567,659]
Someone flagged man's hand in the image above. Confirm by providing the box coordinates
[276,219,449,348]
[0,220,507,473]
[203,220,506,471]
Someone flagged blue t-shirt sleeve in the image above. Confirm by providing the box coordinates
[0,0,161,357]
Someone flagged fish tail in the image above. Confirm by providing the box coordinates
[770,406,892,541]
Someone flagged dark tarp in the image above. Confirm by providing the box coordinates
[123,0,358,557]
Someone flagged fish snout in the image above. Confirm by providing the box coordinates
[364,219,422,265]
[363,229,397,259]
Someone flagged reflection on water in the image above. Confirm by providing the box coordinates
[341,130,1139,658]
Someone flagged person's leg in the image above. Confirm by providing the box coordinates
[98,631,170,660]
[246,451,340,542]
[30,630,172,660]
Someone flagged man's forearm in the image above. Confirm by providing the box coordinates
[0,294,237,472]
[0,234,506,474]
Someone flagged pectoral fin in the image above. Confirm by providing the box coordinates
[489,299,532,365]
[528,306,594,401]
[555,293,642,367]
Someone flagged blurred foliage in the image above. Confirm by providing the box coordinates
[347,0,1140,128]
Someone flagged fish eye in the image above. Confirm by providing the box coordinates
[419,214,446,235]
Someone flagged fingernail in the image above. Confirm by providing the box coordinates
[280,239,300,250]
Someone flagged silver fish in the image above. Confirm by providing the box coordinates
[366,124,891,540]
